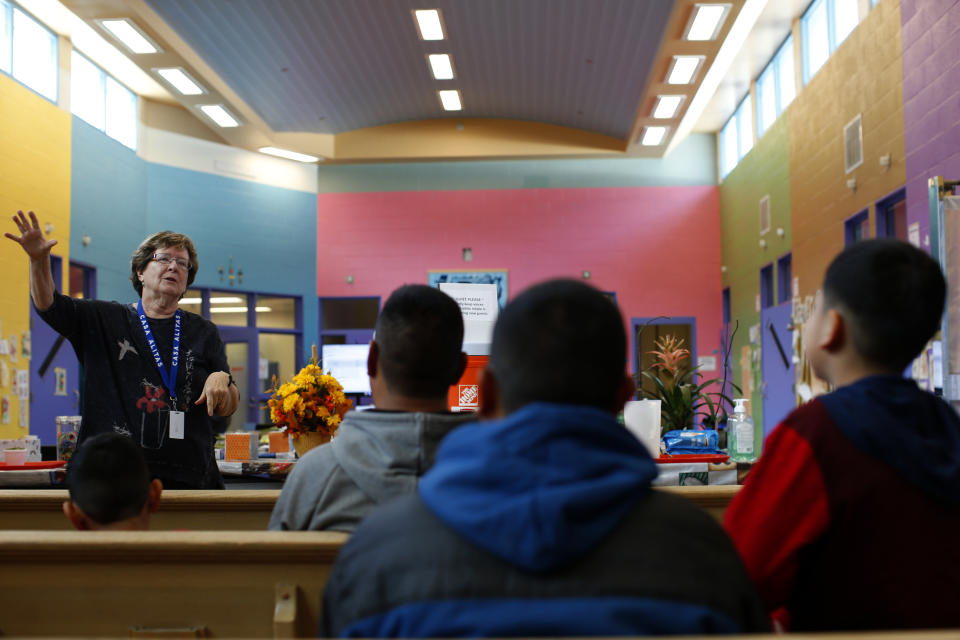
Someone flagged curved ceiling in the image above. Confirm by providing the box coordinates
[57,0,772,163]
[145,0,673,140]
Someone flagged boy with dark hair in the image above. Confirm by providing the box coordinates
[63,432,163,531]
[269,284,472,532]
[724,238,960,631]
[321,279,768,637]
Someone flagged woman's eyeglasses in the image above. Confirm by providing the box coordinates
[151,253,191,270]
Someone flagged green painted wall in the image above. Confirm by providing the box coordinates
[719,115,792,453]
[317,134,717,192]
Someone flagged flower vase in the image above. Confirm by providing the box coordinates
[292,431,331,457]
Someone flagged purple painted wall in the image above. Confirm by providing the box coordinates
[902,0,960,247]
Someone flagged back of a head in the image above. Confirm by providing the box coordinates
[375,284,465,398]
[490,279,626,413]
[67,432,152,526]
[823,238,945,371]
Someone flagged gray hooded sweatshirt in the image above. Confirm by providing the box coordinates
[268,409,474,532]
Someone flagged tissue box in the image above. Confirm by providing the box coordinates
[268,430,290,453]
[24,435,41,462]
[225,432,258,461]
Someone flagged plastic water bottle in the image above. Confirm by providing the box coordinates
[728,398,756,462]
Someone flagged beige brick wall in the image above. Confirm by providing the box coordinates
[789,0,906,299]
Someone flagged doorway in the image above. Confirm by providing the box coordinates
[219,326,258,430]
[30,258,94,444]
[632,317,696,398]
[760,254,796,438]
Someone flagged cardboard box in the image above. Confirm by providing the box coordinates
[268,430,290,453]
[225,432,258,461]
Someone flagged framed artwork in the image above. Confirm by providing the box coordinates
[428,270,508,310]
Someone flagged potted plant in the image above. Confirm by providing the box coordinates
[268,346,353,457]
[635,334,737,437]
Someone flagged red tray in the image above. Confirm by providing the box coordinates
[0,460,67,470]
[656,454,730,464]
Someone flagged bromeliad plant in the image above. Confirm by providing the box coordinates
[635,334,737,436]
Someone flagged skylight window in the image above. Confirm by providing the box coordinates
[667,56,703,84]
[154,67,205,95]
[438,89,462,111]
[428,54,454,80]
[684,4,731,41]
[653,95,684,119]
[98,18,160,54]
[414,9,445,40]
[198,104,240,128]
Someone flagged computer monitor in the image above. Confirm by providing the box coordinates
[321,344,372,395]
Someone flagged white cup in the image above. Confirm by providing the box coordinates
[4,449,27,466]
[623,399,662,459]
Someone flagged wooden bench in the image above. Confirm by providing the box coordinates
[0,530,346,637]
[0,489,281,530]
[0,486,740,530]
[660,484,740,522]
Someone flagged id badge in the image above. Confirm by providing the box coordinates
[169,410,185,439]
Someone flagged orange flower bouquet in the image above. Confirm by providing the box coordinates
[268,346,353,453]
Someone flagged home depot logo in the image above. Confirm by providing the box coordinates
[458,384,479,407]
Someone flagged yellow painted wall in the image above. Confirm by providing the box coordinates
[0,73,71,437]
[789,0,906,302]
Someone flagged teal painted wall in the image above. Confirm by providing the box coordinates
[70,117,148,300]
[317,133,717,193]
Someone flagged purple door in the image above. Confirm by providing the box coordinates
[29,257,82,444]
[761,301,795,439]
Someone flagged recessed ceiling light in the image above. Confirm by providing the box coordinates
[666,56,704,84]
[438,89,462,111]
[180,296,244,304]
[653,95,685,119]
[97,19,161,54]
[684,4,731,41]
[153,67,205,95]
[209,306,272,314]
[428,54,455,80]
[414,9,445,40]
[259,147,320,163]
[641,126,668,146]
[198,104,240,128]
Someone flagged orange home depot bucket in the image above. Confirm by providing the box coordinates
[447,355,488,412]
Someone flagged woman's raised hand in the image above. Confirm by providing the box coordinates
[5,210,57,261]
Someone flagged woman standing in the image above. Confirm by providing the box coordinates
[7,210,238,488]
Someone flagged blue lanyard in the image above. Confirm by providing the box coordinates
[137,299,181,404]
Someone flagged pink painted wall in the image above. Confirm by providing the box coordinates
[317,186,722,369]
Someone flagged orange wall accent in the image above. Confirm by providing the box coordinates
[333,118,626,161]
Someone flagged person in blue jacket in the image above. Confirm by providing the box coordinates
[320,279,768,637]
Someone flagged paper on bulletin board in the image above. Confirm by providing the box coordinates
[54,367,67,396]
[8,335,16,362]
[1,397,8,424]
[18,399,27,428]
[908,222,921,247]
[16,370,28,401]
[438,282,498,347]
[0,339,8,356]
[0,361,7,388]
[943,196,960,374]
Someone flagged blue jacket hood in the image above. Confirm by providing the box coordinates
[418,402,658,572]
[819,375,960,505]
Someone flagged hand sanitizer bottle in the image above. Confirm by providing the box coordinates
[728,398,756,463]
